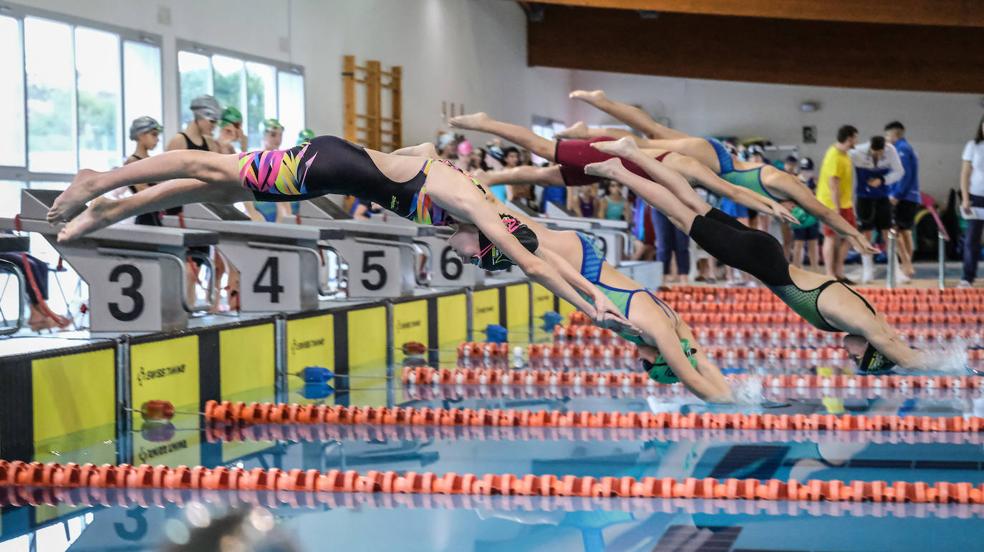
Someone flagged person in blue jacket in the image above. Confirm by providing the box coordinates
[885,121,920,279]
[850,136,904,283]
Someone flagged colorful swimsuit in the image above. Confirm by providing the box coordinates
[238,135,479,226]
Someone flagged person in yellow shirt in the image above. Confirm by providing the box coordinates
[816,125,858,281]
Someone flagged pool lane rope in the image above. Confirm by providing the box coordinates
[1,460,981,504]
[403,366,983,390]
[201,420,984,446]
[203,400,984,433]
[3,485,982,519]
[460,342,984,363]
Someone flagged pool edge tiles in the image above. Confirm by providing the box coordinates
[217,323,277,463]
[0,342,119,463]
[470,288,499,340]
[346,306,388,408]
[436,293,468,351]
[285,313,335,403]
[506,283,531,332]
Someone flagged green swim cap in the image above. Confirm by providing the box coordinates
[790,206,818,229]
[262,118,284,132]
[643,339,698,384]
[297,128,315,145]
[219,107,242,126]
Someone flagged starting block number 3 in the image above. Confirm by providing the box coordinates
[92,259,163,331]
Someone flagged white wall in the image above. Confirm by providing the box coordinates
[23,0,573,146]
[570,70,983,199]
[24,0,976,200]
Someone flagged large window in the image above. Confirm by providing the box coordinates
[0,8,163,180]
[76,27,122,171]
[177,42,305,150]
[0,16,26,167]
[123,41,163,155]
[0,8,163,334]
[25,17,76,173]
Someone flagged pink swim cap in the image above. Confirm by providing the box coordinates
[457,139,474,156]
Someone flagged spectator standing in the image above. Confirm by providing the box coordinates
[790,157,821,271]
[850,136,905,283]
[885,121,920,279]
[959,114,984,287]
[816,125,859,281]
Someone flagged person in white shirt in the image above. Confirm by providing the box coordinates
[960,114,984,287]
[850,136,904,283]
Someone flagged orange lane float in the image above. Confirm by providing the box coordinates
[461,341,983,364]
[202,420,984,447]
[402,365,983,391]
[0,460,981,504]
[202,399,984,433]
[399,381,981,403]
[4,483,983,519]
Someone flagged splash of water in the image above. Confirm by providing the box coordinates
[733,374,764,405]
[923,338,970,374]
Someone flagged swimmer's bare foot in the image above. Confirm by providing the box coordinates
[591,136,640,158]
[448,112,491,131]
[57,197,116,242]
[555,121,590,139]
[584,158,626,179]
[569,89,607,104]
[47,168,100,223]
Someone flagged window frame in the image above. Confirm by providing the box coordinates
[0,2,163,184]
[176,38,305,144]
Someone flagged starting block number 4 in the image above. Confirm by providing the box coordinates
[241,252,302,311]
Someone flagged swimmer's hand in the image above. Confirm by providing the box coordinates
[590,289,639,335]
[847,232,880,256]
[768,201,799,225]
[598,316,641,337]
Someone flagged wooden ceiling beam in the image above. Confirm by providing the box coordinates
[528,0,984,29]
[527,7,984,93]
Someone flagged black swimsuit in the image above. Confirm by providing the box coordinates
[238,135,470,226]
[127,154,163,226]
[690,208,876,332]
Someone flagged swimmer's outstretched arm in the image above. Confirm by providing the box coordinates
[536,245,639,335]
[676,322,732,400]
[626,146,797,224]
[49,150,239,223]
[430,172,628,326]
[819,292,927,370]
[569,89,690,141]
[449,113,556,161]
[771,172,878,255]
[640,307,733,402]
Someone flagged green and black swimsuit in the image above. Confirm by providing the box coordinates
[690,207,876,332]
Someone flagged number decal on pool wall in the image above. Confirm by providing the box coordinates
[108,264,144,321]
[440,246,463,280]
[361,250,388,291]
[253,257,284,303]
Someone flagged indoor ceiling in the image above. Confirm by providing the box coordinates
[518,1,984,92]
